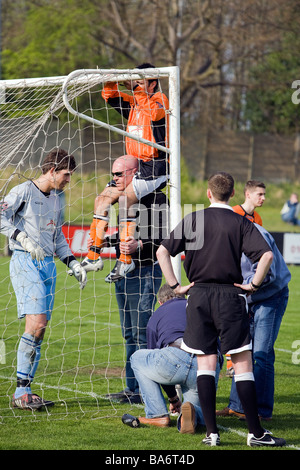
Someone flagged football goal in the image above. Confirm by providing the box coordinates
[0,66,181,421]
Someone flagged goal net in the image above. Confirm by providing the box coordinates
[0,67,181,422]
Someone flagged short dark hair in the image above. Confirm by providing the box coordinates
[136,62,158,93]
[41,148,76,174]
[208,172,234,202]
[244,180,266,195]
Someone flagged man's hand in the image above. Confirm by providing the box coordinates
[119,236,139,255]
[169,396,182,414]
[173,283,194,296]
[234,282,255,295]
[68,260,87,289]
[16,231,45,261]
[123,80,137,90]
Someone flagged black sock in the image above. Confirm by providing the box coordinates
[235,379,264,437]
[197,374,218,435]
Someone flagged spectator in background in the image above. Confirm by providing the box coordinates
[280,193,300,226]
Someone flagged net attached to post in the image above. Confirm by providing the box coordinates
[0,67,180,422]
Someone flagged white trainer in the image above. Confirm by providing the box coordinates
[105,260,135,283]
[202,433,220,446]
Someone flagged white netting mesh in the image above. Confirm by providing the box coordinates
[0,68,178,422]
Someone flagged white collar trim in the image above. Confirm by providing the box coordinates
[209,203,233,210]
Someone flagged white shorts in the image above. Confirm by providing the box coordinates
[10,251,56,320]
[132,174,167,200]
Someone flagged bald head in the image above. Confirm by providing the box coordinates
[113,155,138,173]
[112,155,138,191]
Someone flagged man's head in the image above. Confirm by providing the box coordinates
[207,172,235,203]
[244,180,266,208]
[41,148,76,191]
[112,155,138,191]
[157,284,184,305]
[42,148,76,174]
[136,63,158,94]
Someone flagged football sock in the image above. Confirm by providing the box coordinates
[235,372,264,438]
[119,218,136,264]
[16,333,43,397]
[197,371,218,435]
[87,215,109,260]
[226,354,232,369]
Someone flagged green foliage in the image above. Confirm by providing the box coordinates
[2,0,108,79]
[244,32,300,134]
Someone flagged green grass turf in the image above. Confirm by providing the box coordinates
[0,257,299,452]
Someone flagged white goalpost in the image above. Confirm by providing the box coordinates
[0,66,181,421]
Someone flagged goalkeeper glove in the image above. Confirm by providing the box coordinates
[16,231,45,261]
[81,256,103,272]
[68,260,87,289]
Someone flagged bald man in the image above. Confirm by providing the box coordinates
[81,155,138,274]
[82,154,166,282]
[87,155,168,402]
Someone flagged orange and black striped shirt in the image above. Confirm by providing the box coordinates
[232,205,263,226]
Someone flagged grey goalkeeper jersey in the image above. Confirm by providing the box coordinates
[0,180,73,260]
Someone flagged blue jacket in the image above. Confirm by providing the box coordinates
[241,224,291,303]
[146,298,187,349]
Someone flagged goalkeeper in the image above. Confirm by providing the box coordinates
[0,148,87,410]
[83,63,169,282]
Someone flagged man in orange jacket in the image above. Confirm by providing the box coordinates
[82,63,169,282]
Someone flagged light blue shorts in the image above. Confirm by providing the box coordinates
[10,251,56,320]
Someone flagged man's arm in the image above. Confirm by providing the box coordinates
[156,244,194,295]
[235,250,273,293]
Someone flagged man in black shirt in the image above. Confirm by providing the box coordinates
[157,172,286,448]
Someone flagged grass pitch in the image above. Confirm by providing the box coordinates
[0,257,299,452]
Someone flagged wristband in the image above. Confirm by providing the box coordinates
[170,282,179,290]
[251,281,260,290]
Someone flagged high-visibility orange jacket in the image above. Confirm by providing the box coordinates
[232,205,263,226]
[102,82,169,178]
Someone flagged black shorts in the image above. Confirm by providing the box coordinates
[182,283,252,355]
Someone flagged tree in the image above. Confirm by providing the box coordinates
[2,0,299,132]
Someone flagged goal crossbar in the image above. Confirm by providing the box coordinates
[62,67,182,279]
[62,68,175,155]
